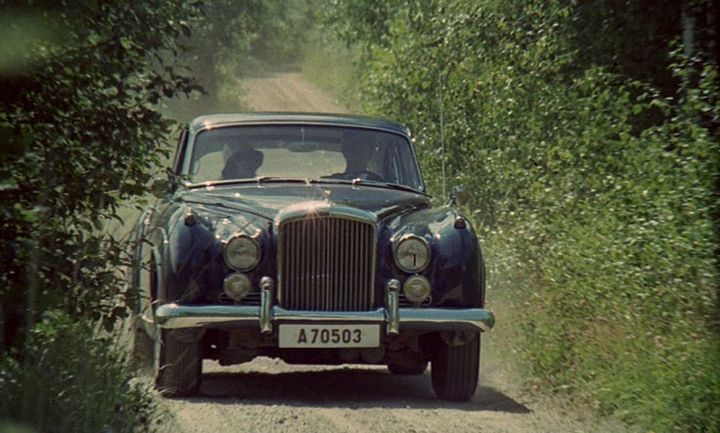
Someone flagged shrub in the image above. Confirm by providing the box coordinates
[0,312,159,433]
[321,1,720,431]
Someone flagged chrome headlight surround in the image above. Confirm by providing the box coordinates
[393,234,430,273]
[223,234,261,271]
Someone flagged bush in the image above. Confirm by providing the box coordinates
[0,312,158,433]
[321,1,720,431]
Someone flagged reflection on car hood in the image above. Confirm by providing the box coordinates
[178,183,431,222]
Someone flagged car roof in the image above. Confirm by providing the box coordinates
[189,112,411,136]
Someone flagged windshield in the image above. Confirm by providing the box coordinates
[187,125,423,190]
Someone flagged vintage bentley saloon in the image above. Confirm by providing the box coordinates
[130,113,494,401]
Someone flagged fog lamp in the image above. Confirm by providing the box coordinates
[403,275,431,304]
[223,272,252,301]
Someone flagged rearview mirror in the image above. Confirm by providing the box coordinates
[449,185,468,206]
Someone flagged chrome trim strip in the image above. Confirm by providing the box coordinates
[191,120,411,139]
[273,307,385,322]
[155,304,495,333]
[183,121,425,192]
[155,304,261,329]
[275,201,378,226]
[398,308,495,332]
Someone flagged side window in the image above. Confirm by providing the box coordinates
[172,127,189,175]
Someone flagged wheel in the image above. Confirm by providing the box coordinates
[431,333,480,401]
[154,328,202,397]
[387,359,428,375]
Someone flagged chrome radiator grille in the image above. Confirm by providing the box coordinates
[279,216,375,311]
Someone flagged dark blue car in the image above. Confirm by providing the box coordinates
[130,113,494,401]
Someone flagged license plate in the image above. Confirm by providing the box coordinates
[278,324,380,348]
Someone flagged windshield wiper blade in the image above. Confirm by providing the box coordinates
[186,177,309,188]
[254,176,308,184]
[308,178,427,195]
[375,181,427,194]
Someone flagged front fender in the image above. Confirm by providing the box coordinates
[383,207,483,308]
[161,203,272,304]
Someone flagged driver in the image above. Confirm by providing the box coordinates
[330,132,383,181]
[221,148,264,180]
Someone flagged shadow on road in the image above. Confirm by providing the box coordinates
[177,366,531,414]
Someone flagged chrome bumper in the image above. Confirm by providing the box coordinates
[155,303,495,334]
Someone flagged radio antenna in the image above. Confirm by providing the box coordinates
[439,68,447,201]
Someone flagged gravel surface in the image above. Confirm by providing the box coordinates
[154,72,631,433]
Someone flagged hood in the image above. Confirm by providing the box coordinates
[176,182,431,222]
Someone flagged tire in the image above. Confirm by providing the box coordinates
[387,359,428,375]
[154,328,202,397]
[431,333,480,401]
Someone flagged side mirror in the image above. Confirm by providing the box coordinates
[149,169,178,198]
[149,177,172,198]
[449,185,468,206]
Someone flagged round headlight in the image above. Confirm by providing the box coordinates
[393,235,430,273]
[224,234,261,271]
[223,272,252,301]
[403,275,432,304]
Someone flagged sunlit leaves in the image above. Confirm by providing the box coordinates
[323,1,720,431]
[0,1,201,347]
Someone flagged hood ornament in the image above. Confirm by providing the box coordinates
[320,188,332,201]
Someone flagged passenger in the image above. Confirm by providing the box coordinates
[221,148,264,180]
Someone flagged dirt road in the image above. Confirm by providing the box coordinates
[159,72,627,433]
[239,71,346,113]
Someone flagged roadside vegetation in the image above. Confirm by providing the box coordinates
[0,2,202,432]
[316,1,719,432]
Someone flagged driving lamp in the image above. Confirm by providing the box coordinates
[223,272,252,301]
[393,235,430,273]
[403,275,432,304]
[224,234,261,271]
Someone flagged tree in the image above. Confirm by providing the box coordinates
[0,1,201,351]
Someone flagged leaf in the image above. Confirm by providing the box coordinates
[87,32,101,45]
[0,179,18,192]
[120,37,132,51]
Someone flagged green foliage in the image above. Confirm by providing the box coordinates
[323,1,720,432]
[299,31,362,111]
[177,0,312,116]
[0,1,200,350]
[0,312,159,433]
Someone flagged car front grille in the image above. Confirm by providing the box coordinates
[278,215,376,311]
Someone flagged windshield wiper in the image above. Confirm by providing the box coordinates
[308,178,427,195]
[186,177,309,188]
[373,181,427,195]
[186,177,426,195]
[254,176,310,184]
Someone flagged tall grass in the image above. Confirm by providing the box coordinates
[0,312,158,433]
